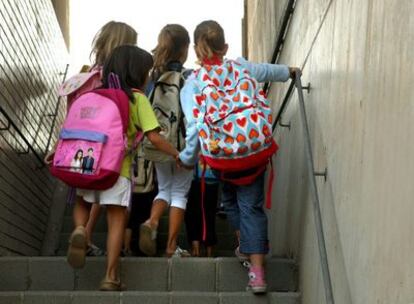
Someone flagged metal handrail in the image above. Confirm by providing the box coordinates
[263,0,296,93]
[0,106,45,166]
[272,70,334,304]
[0,64,69,168]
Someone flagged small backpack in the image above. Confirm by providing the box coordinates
[142,68,190,162]
[51,74,130,190]
[58,66,103,110]
[193,60,278,184]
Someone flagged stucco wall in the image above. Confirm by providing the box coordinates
[246,0,414,303]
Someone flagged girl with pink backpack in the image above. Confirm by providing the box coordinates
[67,45,179,291]
[46,21,138,257]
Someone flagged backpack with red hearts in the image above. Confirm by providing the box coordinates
[193,59,278,188]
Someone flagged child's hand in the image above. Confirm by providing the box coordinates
[44,150,55,165]
[289,67,300,79]
[175,155,194,170]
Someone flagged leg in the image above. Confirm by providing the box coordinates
[184,181,202,256]
[68,195,92,269]
[166,206,186,256]
[167,165,193,256]
[105,205,127,282]
[237,174,268,256]
[73,195,91,227]
[85,203,102,244]
[221,182,239,232]
[236,174,268,294]
[145,162,172,229]
[140,162,172,256]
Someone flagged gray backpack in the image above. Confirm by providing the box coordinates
[143,69,189,162]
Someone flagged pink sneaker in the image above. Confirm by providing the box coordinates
[247,266,267,294]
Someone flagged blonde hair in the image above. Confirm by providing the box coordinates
[152,24,190,73]
[90,21,137,67]
[194,20,226,61]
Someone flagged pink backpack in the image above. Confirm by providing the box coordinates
[51,75,130,190]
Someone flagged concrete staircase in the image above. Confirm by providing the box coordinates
[0,205,301,303]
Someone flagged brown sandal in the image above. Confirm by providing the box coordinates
[67,226,87,269]
[139,223,157,256]
[99,278,126,291]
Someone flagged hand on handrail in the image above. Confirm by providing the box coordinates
[289,67,301,79]
[44,150,55,165]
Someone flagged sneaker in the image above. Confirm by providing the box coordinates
[235,246,251,269]
[168,246,191,258]
[86,243,105,257]
[139,223,157,256]
[247,266,267,294]
[67,226,87,269]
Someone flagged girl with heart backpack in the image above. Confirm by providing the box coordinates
[177,20,295,294]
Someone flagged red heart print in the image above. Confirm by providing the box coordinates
[223,147,233,155]
[224,78,232,87]
[237,146,248,154]
[216,68,223,75]
[220,104,229,112]
[251,142,261,151]
[208,106,217,114]
[262,125,270,136]
[193,108,200,117]
[199,129,208,138]
[223,122,233,132]
[240,82,249,90]
[251,113,258,122]
[236,117,247,127]
[210,92,219,100]
[195,95,205,105]
[249,129,259,138]
[213,78,220,86]
[203,74,210,81]
[236,134,246,143]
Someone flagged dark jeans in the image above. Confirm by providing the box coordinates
[185,180,219,246]
[221,173,269,254]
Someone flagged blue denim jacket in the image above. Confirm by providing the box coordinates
[178,57,290,166]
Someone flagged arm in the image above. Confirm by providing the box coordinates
[178,77,201,166]
[146,130,179,158]
[236,57,291,83]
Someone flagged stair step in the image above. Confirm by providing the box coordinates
[0,291,300,304]
[58,232,238,253]
[61,214,233,234]
[0,257,298,293]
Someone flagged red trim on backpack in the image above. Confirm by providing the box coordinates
[202,140,278,172]
[50,167,119,190]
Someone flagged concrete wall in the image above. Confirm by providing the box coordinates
[0,0,68,255]
[246,0,414,303]
[52,0,70,50]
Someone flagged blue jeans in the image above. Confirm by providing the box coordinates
[221,173,269,254]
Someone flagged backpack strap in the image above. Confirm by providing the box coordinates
[200,156,208,241]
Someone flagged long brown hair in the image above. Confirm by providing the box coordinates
[194,20,227,62]
[90,21,137,67]
[152,24,190,73]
